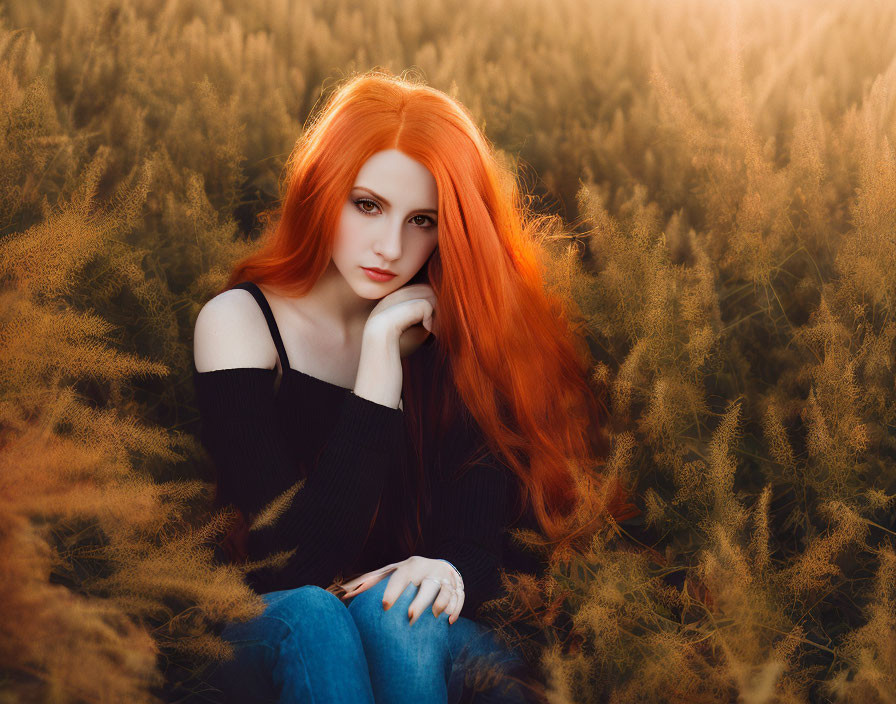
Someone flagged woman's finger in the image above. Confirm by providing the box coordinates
[381,570,411,611]
[430,580,455,618]
[407,578,443,626]
[340,575,367,592]
[346,562,398,587]
[340,571,390,600]
[340,564,397,596]
[446,587,465,625]
[431,563,459,618]
[443,589,459,623]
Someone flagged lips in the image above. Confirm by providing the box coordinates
[362,266,397,282]
[363,266,396,275]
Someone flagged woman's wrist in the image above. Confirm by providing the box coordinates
[353,326,403,409]
[438,559,463,586]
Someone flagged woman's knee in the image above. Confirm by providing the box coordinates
[347,578,450,650]
[206,585,373,703]
[258,584,351,631]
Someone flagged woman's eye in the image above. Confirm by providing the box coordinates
[354,198,436,228]
[412,215,436,228]
[355,198,379,214]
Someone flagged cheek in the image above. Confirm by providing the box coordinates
[420,240,438,268]
[412,232,438,261]
[333,221,363,262]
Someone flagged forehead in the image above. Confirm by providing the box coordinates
[353,149,437,207]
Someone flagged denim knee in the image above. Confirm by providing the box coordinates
[202,584,374,704]
[347,578,451,664]
[214,585,357,682]
[261,584,347,626]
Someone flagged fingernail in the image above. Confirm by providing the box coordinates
[382,601,390,610]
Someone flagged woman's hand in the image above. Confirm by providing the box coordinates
[353,282,438,408]
[365,283,438,358]
[338,555,465,625]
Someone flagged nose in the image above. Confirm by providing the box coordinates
[373,217,403,262]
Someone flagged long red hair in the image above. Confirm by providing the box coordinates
[219,69,638,562]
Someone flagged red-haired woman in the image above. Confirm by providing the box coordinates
[192,69,635,703]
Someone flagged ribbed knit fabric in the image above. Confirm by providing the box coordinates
[192,283,543,620]
[193,366,406,590]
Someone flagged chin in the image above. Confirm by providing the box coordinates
[354,282,398,300]
[357,274,404,297]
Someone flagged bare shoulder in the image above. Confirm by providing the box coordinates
[193,288,277,372]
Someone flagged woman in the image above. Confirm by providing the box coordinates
[191,69,634,703]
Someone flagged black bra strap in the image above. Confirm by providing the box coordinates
[232,281,291,372]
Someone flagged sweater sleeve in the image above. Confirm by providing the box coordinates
[192,366,405,591]
[419,421,516,619]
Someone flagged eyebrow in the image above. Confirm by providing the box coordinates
[353,186,438,215]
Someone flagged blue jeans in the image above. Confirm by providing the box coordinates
[197,577,541,703]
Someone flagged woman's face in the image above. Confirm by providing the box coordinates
[332,149,439,299]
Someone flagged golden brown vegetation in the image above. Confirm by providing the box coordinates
[1,0,894,702]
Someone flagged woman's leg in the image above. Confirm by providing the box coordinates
[444,617,542,704]
[345,578,540,703]
[200,585,376,703]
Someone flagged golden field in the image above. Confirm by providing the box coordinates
[1,0,894,702]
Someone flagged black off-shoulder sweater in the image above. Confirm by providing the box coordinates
[192,282,542,621]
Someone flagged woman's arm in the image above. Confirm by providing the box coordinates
[194,367,405,590]
[420,431,515,617]
[192,294,406,590]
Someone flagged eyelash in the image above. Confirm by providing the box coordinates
[353,198,437,229]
